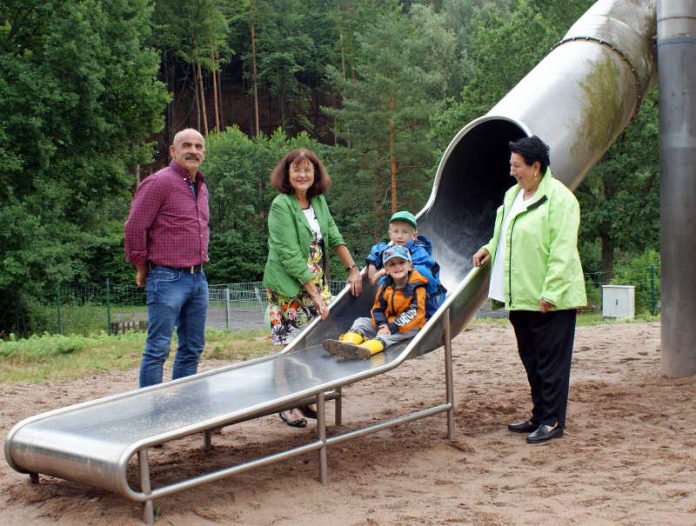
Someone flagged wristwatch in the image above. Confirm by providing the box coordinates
[346,263,358,271]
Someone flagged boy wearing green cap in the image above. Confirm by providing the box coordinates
[365,210,445,317]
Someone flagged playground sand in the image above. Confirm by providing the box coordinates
[1,320,694,525]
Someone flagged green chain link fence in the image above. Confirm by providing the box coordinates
[14,279,348,338]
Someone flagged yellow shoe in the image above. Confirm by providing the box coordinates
[359,339,384,356]
[339,331,364,345]
[323,339,345,356]
[322,340,371,360]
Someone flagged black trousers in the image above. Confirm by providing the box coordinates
[509,309,577,428]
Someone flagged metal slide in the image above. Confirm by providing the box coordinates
[4,1,657,523]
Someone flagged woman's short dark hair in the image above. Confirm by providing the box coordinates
[269,148,331,198]
[509,135,551,174]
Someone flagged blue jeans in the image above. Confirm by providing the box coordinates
[139,266,209,387]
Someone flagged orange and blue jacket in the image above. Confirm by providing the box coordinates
[371,269,428,334]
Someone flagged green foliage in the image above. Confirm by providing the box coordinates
[426,0,658,291]
[611,249,660,315]
[0,0,168,335]
[584,273,603,311]
[227,0,341,134]
[577,91,660,277]
[325,4,455,245]
[152,0,230,68]
[27,302,110,337]
[0,334,87,362]
[202,127,324,281]
[0,0,663,340]
[431,0,594,149]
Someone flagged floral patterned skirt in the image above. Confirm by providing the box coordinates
[267,242,332,345]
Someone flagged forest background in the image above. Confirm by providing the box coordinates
[0,0,660,335]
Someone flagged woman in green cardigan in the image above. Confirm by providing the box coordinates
[263,148,362,427]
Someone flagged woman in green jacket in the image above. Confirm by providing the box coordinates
[473,136,586,444]
[263,148,362,427]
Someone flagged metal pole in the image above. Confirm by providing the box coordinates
[334,387,342,427]
[55,282,62,335]
[225,287,231,329]
[106,278,112,335]
[138,448,155,525]
[658,0,696,377]
[317,391,328,484]
[649,265,656,316]
[443,308,455,440]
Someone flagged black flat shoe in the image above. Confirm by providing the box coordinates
[527,424,564,444]
[507,419,538,433]
[279,411,307,428]
[299,405,317,419]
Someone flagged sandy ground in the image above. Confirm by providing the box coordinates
[1,321,694,526]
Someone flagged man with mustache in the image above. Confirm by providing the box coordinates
[125,128,210,387]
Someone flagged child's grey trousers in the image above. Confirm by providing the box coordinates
[349,316,418,348]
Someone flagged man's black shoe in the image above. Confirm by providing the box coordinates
[507,419,538,433]
[527,424,564,444]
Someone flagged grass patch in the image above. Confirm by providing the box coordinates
[1,315,659,385]
[576,311,660,326]
[204,328,275,362]
[0,328,275,385]
[469,316,509,328]
[474,311,660,327]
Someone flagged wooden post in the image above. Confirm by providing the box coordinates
[250,0,260,136]
[211,52,220,132]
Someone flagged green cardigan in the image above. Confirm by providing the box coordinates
[262,192,345,297]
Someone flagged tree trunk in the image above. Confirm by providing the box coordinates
[211,52,220,132]
[250,0,260,136]
[164,51,174,147]
[279,90,286,131]
[217,54,225,130]
[193,63,201,131]
[196,62,209,135]
[389,93,397,213]
[374,168,383,241]
[335,23,346,146]
[339,31,346,79]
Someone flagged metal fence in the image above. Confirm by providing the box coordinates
[12,266,660,338]
[16,279,349,338]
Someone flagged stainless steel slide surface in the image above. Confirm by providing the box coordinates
[3,340,409,496]
[4,259,487,499]
[5,0,659,516]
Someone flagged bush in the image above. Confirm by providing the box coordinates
[610,249,660,315]
[202,128,325,282]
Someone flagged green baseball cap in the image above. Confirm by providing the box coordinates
[389,210,417,229]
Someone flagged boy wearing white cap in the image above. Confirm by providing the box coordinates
[323,245,428,360]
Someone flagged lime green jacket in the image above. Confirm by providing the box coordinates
[262,193,345,297]
[482,170,587,311]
